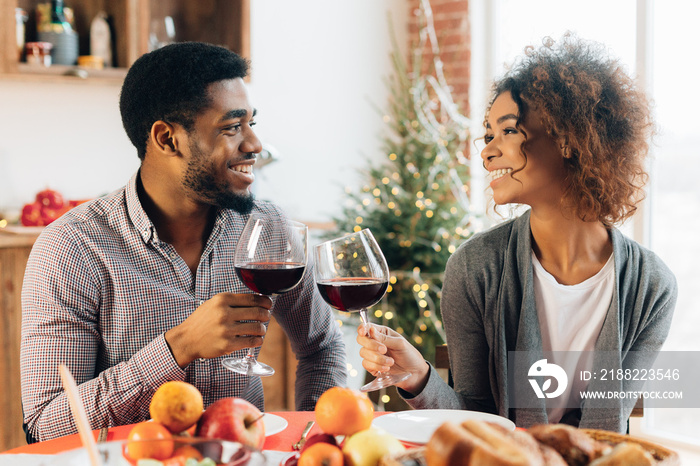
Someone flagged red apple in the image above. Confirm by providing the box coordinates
[35,188,64,209]
[196,398,266,450]
[282,453,299,466]
[21,202,43,226]
[68,199,91,207]
[300,433,338,453]
[40,204,71,225]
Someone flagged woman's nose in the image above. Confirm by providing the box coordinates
[480,139,499,166]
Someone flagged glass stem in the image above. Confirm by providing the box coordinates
[360,308,385,378]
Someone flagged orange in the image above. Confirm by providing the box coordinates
[298,442,344,466]
[172,444,204,461]
[125,421,174,462]
[314,387,374,436]
[150,381,204,434]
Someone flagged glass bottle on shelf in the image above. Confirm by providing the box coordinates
[37,0,79,66]
[16,8,28,61]
[90,12,112,68]
[49,0,70,30]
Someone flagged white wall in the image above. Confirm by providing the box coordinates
[0,0,408,224]
[0,80,137,212]
[249,0,408,223]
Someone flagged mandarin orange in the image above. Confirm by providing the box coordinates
[172,444,204,461]
[314,387,374,436]
[299,442,344,466]
[125,421,174,462]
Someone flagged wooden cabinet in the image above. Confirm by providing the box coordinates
[0,234,37,452]
[0,232,295,452]
[0,0,249,81]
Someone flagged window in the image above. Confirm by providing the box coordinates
[646,0,700,444]
[470,0,700,446]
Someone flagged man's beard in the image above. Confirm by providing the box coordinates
[182,139,256,215]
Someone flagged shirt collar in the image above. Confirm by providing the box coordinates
[125,171,157,244]
[125,170,242,246]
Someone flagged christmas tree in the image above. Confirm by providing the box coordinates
[327,0,478,365]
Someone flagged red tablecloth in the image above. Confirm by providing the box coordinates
[2,411,390,456]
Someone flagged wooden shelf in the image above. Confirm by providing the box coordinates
[0,62,126,84]
[1,0,250,83]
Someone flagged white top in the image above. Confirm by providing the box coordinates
[532,251,615,423]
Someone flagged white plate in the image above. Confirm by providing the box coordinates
[264,413,288,436]
[372,409,515,444]
[0,224,44,235]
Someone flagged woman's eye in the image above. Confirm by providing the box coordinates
[503,127,518,135]
[484,135,494,144]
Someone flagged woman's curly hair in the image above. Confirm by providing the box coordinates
[488,33,653,226]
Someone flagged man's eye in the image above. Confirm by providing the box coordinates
[249,121,256,127]
[224,124,242,133]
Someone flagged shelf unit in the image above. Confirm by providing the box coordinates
[1,0,250,82]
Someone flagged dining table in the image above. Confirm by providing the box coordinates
[1,411,392,465]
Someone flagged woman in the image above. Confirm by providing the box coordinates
[357,35,677,432]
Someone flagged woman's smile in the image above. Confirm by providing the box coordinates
[487,167,513,187]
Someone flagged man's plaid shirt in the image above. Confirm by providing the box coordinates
[21,172,347,442]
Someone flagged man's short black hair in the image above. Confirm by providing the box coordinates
[119,42,249,160]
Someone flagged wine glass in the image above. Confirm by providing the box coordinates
[149,15,176,51]
[314,229,410,392]
[222,213,308,376]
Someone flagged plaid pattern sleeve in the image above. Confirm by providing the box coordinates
[20,173,347,442]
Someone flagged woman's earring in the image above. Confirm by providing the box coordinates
[561,145,570,158]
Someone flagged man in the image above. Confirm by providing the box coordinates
[20,42,347,443]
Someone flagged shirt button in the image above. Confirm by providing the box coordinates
[198,300,204,306]
[199,358,206,362]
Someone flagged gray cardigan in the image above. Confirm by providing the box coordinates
[404,210,677,432]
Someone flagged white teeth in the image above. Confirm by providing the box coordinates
[489,168,512,181]
[231,164,252,174]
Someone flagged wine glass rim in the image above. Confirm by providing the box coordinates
[245,212,307,229]
[288,220,308,229]
[316,228,374,246]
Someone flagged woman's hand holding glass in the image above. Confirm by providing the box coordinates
[356,323,431,396]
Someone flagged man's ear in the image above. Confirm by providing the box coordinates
[150,120,180,156]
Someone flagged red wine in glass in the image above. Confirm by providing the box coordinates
[235,262,306,295]
[222,214,308,377]
[313,229,410,392]
[316,277,388,312]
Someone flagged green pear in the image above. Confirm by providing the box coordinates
[342,428,406,466]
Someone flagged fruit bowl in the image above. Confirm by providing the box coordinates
[45,437,266,466]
